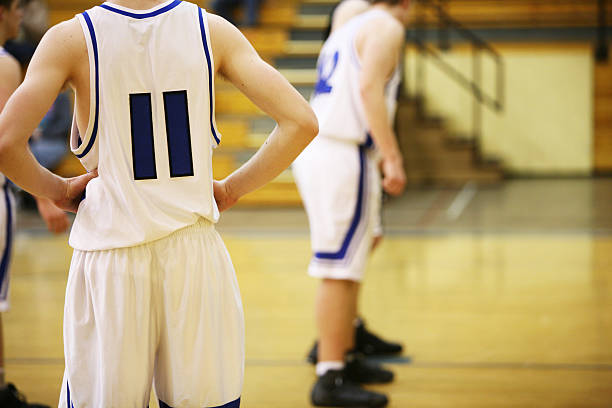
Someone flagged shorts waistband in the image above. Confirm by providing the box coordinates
[172,217,216,238]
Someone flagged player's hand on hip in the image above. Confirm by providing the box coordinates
[381,156,406,196]
[55,169,98,213]
[214,179,238,212]
[36,196,69,234]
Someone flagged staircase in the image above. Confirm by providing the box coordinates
[395,98,502,185]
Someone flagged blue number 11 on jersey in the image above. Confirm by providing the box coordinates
[130,90,195,180]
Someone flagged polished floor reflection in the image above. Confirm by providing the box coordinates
[5,179,612,407]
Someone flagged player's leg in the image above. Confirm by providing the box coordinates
[307,152,402,363]
[316,278,357,363]
[153,220,243,408]
[352,153,403,357]
[0,183,49,408]
[295,138,391,407]
[0,182,14,389]
[58,246,157,408]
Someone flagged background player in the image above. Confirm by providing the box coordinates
[0,0,65,406]
[293,0,411,406]
[306,0,405,367]
[0,0,318,406]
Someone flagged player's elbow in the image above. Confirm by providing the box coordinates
[0,128,26,170]
[0,136,13,171]
[300,107,319,141]
[286,105,318,143]
[0,129,11,158]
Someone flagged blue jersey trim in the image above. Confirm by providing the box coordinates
[198,7,221,146]
[66,380,75,408]
[363,132,374,149]
[159,397,240,408]
[0,184,13,300]
[314,146,366,261]
[99,0,181,19]
[76,12,100,160]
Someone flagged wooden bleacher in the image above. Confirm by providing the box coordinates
[47,0,610,203]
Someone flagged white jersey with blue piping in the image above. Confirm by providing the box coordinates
[69,0,222,251]
[310,9,401,145]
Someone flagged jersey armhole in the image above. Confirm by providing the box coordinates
[72,12,99,161]
[199,7,222,147]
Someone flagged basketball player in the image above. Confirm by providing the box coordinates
[292,0,410,406]
[0,0,318,406]
[1,1,63,406]
[306,0,405,367]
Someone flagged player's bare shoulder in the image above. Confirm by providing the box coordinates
[332,0,370,31]
[356,10,404,57]
[207,12,257,76]
[29,17,89,88]
[38,17,87,63]
[365,11,403,41]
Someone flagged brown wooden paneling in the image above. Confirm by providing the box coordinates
[594,58,612,172]
[414,0,610,28]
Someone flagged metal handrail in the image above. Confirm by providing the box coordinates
[408,0,505,152]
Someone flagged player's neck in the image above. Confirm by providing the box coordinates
[104,0,170,10]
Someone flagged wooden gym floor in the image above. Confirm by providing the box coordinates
[5,179,612,407]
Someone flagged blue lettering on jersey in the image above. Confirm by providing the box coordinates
[130,90,195,180]
[314,50,340,96]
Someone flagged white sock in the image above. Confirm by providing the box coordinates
[316,361,345,376]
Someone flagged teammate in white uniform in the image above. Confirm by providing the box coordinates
[1,2,67,407]
[293,0,410,406]
[0,0,318,406]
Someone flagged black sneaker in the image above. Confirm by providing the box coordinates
[355,319,403,356]
[0,383,50,408]
[311,369,389,407]
[306,319,403,364]
[345,351,394,384]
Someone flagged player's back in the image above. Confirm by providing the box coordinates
[310,9,401,145]
[69,0,221,251]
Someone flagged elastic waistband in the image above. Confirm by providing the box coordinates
[170,217,216,238]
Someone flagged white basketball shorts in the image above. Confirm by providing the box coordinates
[293,135,382,282]
[58,219,244,408]
[0,183,15,313]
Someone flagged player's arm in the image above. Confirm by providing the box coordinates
[0,19,95,212]
[0,52,70,231]
[358,19,406,196]
[209,15,318,211]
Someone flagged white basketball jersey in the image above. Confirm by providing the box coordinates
[310,9,401,145]
[69,0,222,251]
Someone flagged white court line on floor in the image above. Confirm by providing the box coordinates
[446,181,477,221]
